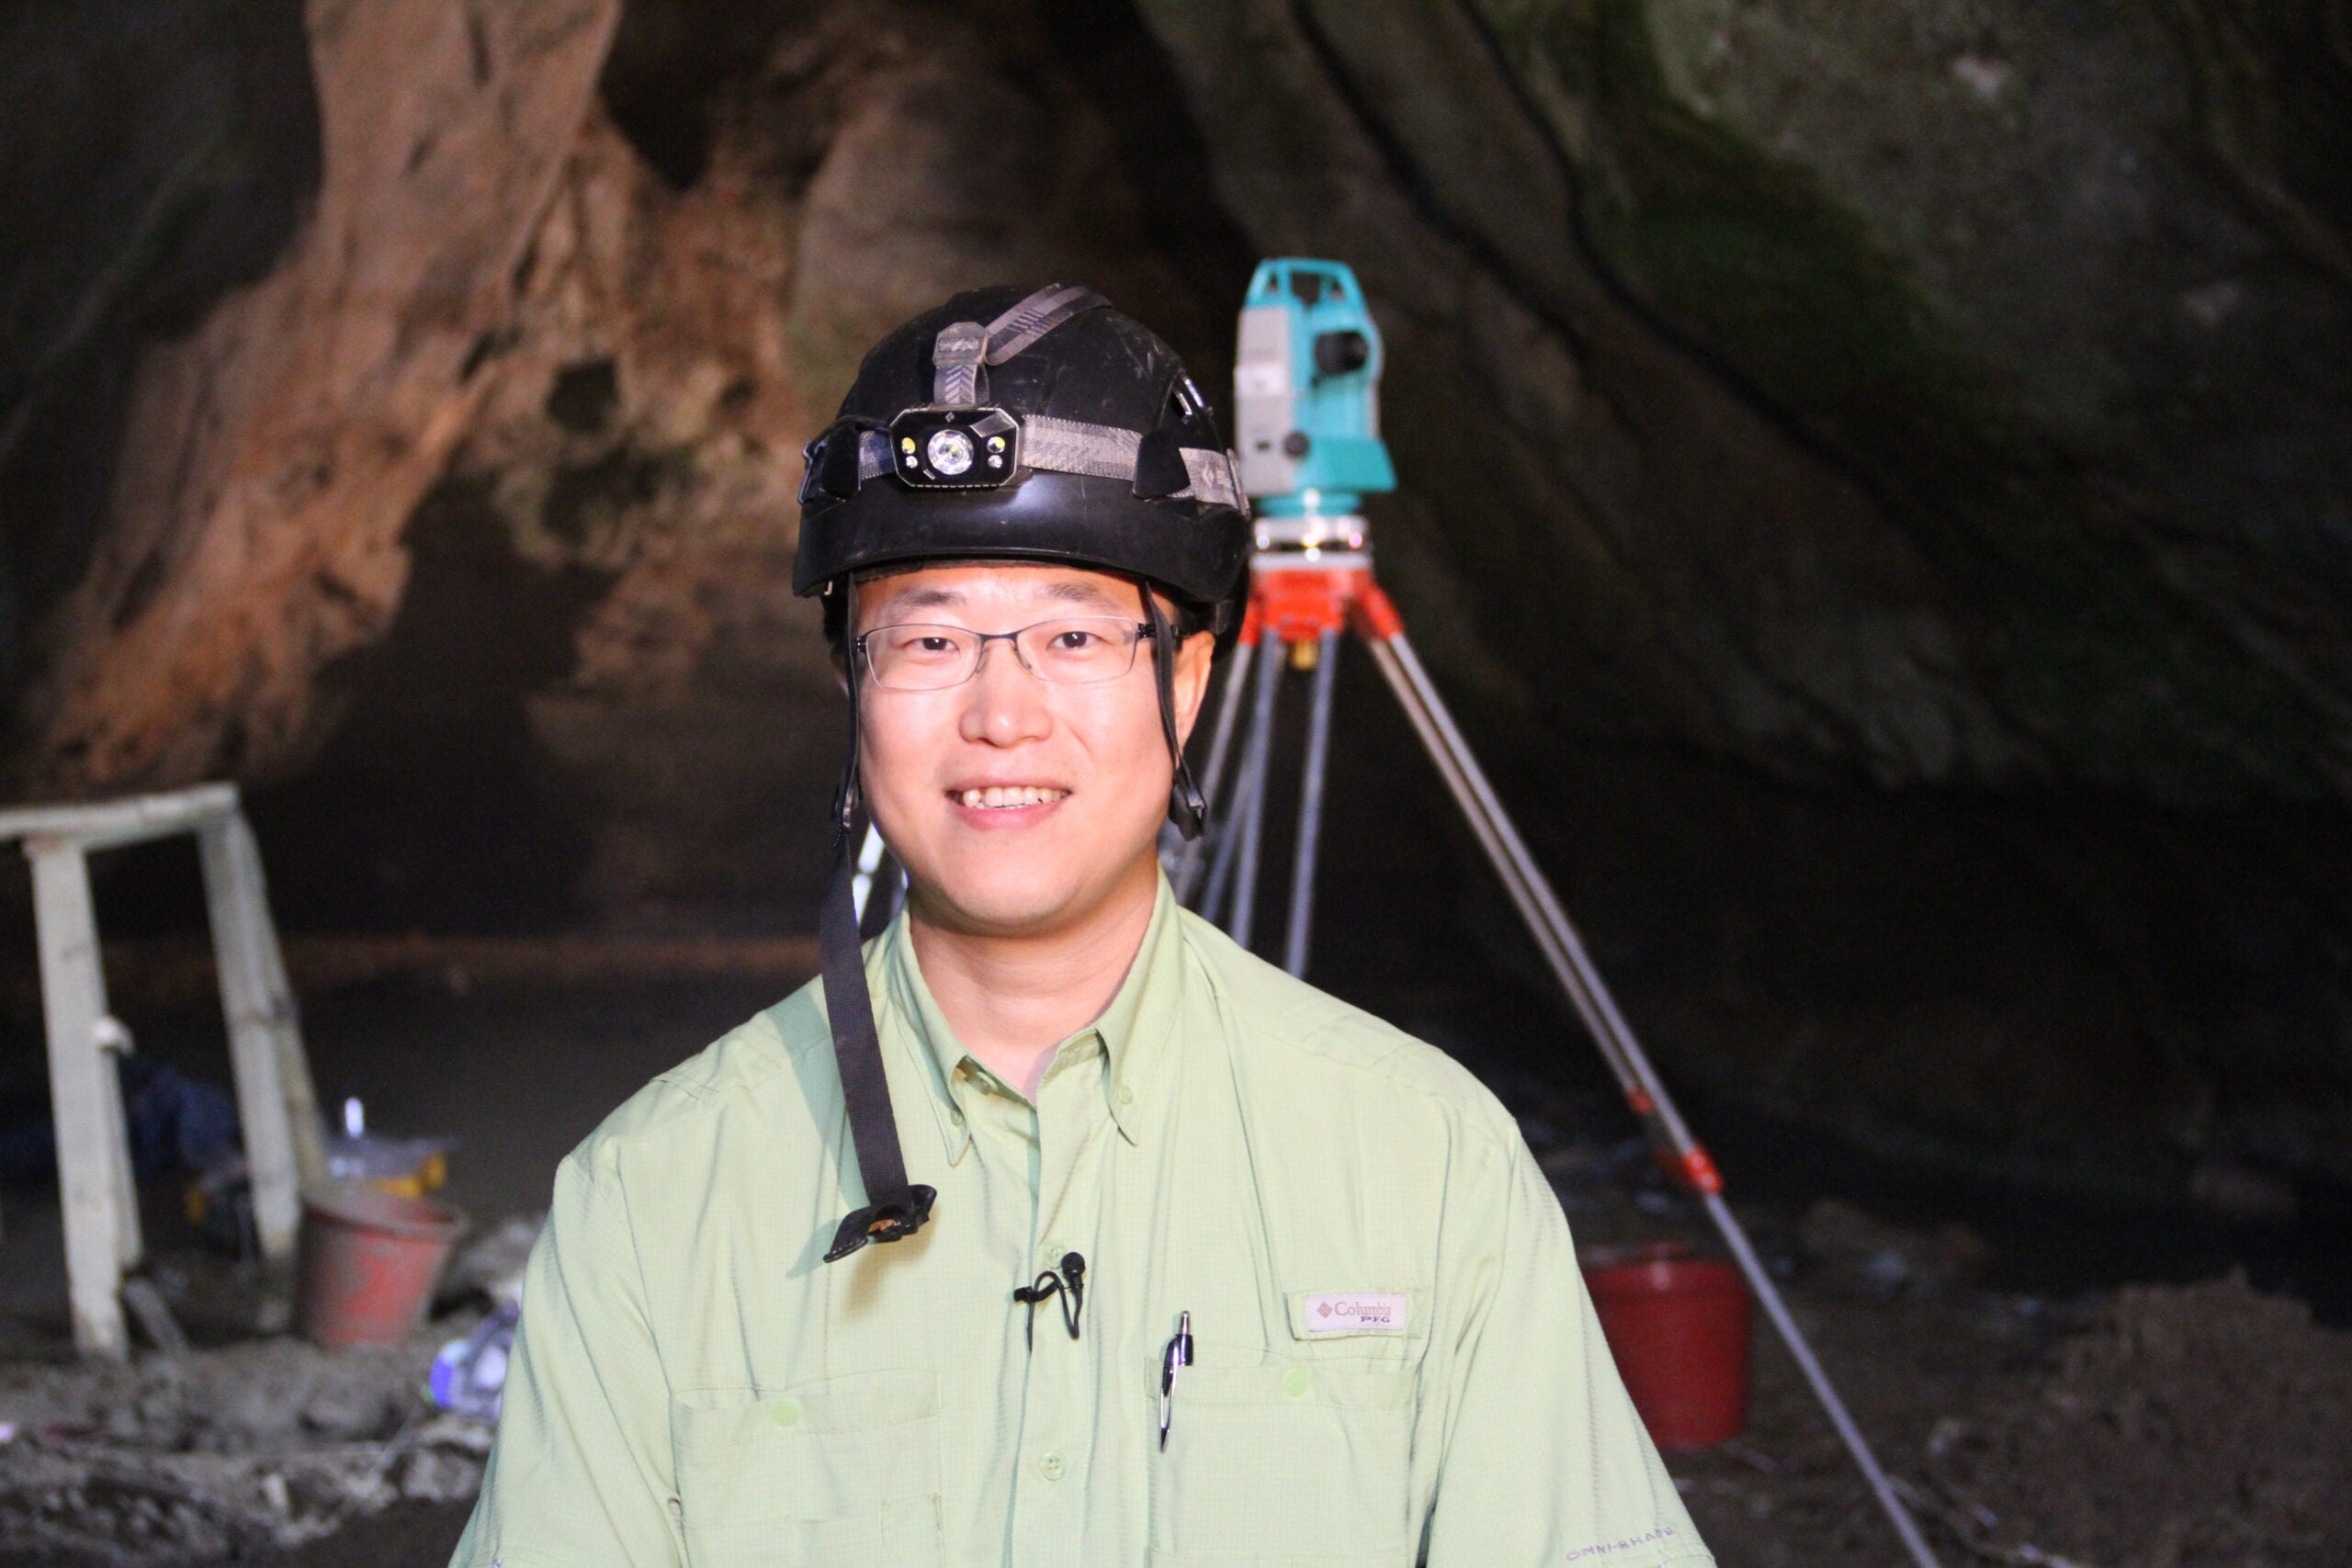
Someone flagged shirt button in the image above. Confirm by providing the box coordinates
[1116,1083,1136,1106]
[1042,1239,1068,1261]
[769,1398,803,1427]
[949,1106,965,1125]
[1282,1367,1313,1399]
[1037,1450,1068,1482]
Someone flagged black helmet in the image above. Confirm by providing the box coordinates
[794,284,1250,615]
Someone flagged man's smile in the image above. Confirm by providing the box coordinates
[950,784,1072,812]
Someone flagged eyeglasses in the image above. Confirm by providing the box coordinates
[854,617,1156,691]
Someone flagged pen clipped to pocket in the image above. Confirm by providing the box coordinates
[1158,1310,1193,1451]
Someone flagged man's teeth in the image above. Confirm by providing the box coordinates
[958,785,1069,809]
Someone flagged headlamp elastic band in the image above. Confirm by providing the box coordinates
[930,284,1109,407]
[842,419,1244,509]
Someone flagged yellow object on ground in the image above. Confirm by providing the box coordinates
[371,1147,447,1199]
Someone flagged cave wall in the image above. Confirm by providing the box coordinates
[4,0,2351,1208]
[1133,0,2352,804]
[0,0,318,696]
[1118,0,2352,1201]
[6,0,618,793]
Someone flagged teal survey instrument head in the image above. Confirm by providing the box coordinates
[1234,259,1396,519]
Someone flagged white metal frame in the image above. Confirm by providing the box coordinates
[0,784,326,1357]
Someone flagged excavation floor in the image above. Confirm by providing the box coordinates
[1,975,2345,1567]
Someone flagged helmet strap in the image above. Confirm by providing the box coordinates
[832,626,864,845]
[931,285,1110,409]
[817,829,936,1262]
[819,612,934,1262]
[1142,582,1206,840]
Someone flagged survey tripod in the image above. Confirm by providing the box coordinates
[1170,527,1942,1568]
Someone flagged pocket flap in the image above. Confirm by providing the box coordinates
[673,1369,937,1449]
[1155,1356,1415,1411]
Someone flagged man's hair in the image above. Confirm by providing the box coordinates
[820,563,1216,651]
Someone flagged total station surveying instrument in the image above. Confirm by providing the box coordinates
[1177,257,1942,1568]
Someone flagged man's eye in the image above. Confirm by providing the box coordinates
[885,633,962,659]
[1050,630,1102,650]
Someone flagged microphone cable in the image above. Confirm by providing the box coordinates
[1012,1252,1087,1344]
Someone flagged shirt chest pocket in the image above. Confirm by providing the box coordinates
[1148,1354,1419,1568]
[671,1370,942,1568]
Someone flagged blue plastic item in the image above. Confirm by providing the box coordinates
[0,1056,239,1181]
[429,1299,520,1420]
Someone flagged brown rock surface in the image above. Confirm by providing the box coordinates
[9,0,619,794]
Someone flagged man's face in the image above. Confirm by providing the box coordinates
[852,563,1215,938]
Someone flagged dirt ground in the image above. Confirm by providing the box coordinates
[3,975,2348,1567]
[1668,1271,2352,1568]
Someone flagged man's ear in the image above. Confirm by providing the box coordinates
[1171,629,1216,746]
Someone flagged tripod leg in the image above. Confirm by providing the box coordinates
[1197,725,1257,922]
[1199,647,1274,921]
[1363,627,1941,1568]
[1172,637,1257,903]
[1227,637,1284,951]
[1281,631,1340,976]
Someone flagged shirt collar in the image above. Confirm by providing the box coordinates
[877,872,1184,1164]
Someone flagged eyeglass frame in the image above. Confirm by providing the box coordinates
[850,615,1162,691]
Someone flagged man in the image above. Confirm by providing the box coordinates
[454,286,1712,1567]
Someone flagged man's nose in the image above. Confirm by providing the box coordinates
[960,639,1053,746]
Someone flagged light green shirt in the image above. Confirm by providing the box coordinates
[454,874,1712,1568]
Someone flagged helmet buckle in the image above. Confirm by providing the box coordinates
[802,424,866,502]
[1132,425,1190,500]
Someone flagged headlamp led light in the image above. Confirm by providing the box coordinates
[890,406,1020,489]
[926,427,975,475]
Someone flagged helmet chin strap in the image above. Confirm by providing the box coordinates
[820,626,934,1262]
[1142,581,1207,841]
[833,634,863,841]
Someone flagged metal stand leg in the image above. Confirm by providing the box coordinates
[1202,641,1280,923]
[28,838,130,1359]
[1173,638,1256,904]
[200,814,306,1261]
[1282,631,1340,977]
[1226,640,1284,951]
[247,865,329,1199]
[1198,728,1258,925]
[1363,628,1940,1568]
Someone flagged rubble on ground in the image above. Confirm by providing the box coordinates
[0,1325,492,1565]
[0,1216,539,1564]
[1799,1197,1991,1300]
[1919,1274,2352,1568]
[438,1214,540,1306]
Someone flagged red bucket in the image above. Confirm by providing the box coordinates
[295,1183,467,1349]
[1583,1243,1753,1450]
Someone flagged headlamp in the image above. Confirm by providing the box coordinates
[890,406,1021,489]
